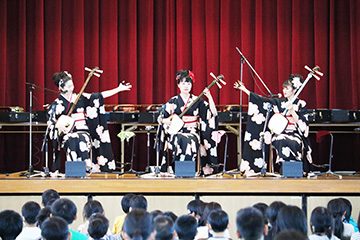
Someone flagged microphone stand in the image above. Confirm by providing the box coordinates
[20,84,42,177]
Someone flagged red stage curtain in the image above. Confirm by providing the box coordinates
[0,0,359,109]
[0,0,359,173]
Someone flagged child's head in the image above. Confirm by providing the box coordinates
[21,201,41,225]
[88,213,109,240]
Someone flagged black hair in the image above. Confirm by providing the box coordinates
[36,207,52,228]
[310,207,333,239]
[176,70,194,85]
[87,213,109,240]
[253,202,269,224]
[274,229,308,240]
[163,211,178,223]
[0,210,23,240]
[150,210,164,224]
[283,74,303,89]
[51,198,77,224]
[153,215,174,240]
[129,195,148,211]
[187,199,205,217]
[41,216,69,240]
[42,189,60,208]
[339,198,352,222]
[275,205,307,236]
[200,202,222,226]
[21,201,41,225]
[83,199,104,221]
[265,201,286,226]
[123,209,152,240]
[327,198,347,239]
[121,194,136,213]
[52,71,72,88]
[236,207,264,240]
[174,215,198,240]
[207,209,229,233]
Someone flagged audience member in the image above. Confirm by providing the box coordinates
[275,205,307,236]
[41,216,70,240]
[163,212,178,224]
[129,195,148,211]
[87,213,114,240]
[328,198,355,239]
[351,213,360,240]
[122,209,152,240]
[42,189,60,208]
[236,207,264,240]
[51,198,87,240]
[207,210,229,240]
[112,194,136,234]
[274,229,308,240]
[340,198,359,232]
[196,202,222,239]
[36,207,52,228]
[174,215,198,240]
[16,201,42,240]
[265,201,286,239]
[309,207,339,240]
[153,215,175,240]
[78,196,105,235]
[187,199,206,225]
[0,210,23,240]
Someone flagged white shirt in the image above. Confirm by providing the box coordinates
[16,226,41,240]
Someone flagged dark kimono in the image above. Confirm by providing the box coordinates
[240,92,312,174]
[157,94,219,172]
[47,93,115,172]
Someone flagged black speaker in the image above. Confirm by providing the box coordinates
[281,161,303,178]
[65,161,86,178]
[175,161,196,178]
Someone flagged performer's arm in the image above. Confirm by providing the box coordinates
[83,82,132,99]
[203,88,217,115]
[101,82,132,98]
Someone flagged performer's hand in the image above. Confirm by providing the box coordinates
[234,81,250,95]
[203,88,212,99]
[118,81,132,92]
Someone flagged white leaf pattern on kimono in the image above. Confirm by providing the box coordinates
[97,155,108,166]
[249,139,262,150]
[55,103,65,115]
[281,147,291,157]
[93,99,100,108]
[208,116,216,129]
[264,131,272,144]
[203,139,211,150]
[185,144,192,156]
[254,158,265,168]
[251,113,265,125]
[108,160,116,170]
[69,151,78,161]
[79,142,89,152]
[86,106,98,119]
[244,131,252,141]
[248,102,259,116]
[210,148,217,157]
[179,155,186,161]
[93,139,100,148]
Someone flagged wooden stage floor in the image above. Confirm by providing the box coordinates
[0,172,360,195]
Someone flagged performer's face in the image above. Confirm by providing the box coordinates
[61,79,74,93]
[283,85,295,99]
[178,79,192,94]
